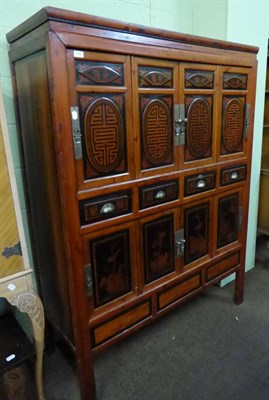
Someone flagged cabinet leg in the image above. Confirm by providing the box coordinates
[8,290,45,400]
[234,269,244,305]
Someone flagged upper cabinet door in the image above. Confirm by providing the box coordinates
[132,57,179,178]
[67,51,135,190]
[218,67,253,162]
[179,64,217,169]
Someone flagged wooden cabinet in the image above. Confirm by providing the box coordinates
[258,43,269,234]
[6,7,258,400]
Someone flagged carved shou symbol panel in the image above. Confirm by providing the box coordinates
[143,215,174,283]
[79,94,127,179]
[140,95,173,169]
[138,66,173,88]
[185,69,214,89]
[218,193,239,248]
[76,61,124,86]
[223,73,248,90]
[185,96,212,161]
[90,229,132,307]
[221,96,245,155]
[184,202,209,264]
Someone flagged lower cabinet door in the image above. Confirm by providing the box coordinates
[182,198,213,270]
[139,209,180,288]
[215,188,244,254]
[83,222,138,309]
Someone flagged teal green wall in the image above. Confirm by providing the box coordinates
[222,0,268,285]
[0,0,267,312]
[192,0,227,40]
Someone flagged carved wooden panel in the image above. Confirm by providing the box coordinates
[76,61,124,86]
[223,73,247,90]
[217,193,239,248]
[185,96,212,161]
[221,96,245,155]
[138,66,173,88]
[185,70,214,89]
[140,95,173,169]
[184,203,209,264]
[143,215,174,283]
[90,229,132,307]
[79,94,127,179]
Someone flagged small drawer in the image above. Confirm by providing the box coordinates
[79,190,132,226]
[184,171,216,197]
[139,180,179,209]
[157,273,201,311]
[91,300,152,347]
[220,164,247,186]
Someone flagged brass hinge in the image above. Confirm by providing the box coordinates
[70,106,82,160]
[84,263,93,297]
[1,242,22,258]
[244,103,250,139]
[175,229,185,257]
[174,104,187,146]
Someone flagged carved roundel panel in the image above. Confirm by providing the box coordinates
[85,97,124,173]
[142,99,172,166]
[222,97,244,153]
[186,97,212,159]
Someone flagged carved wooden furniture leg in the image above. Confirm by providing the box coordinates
[8,290,45,400]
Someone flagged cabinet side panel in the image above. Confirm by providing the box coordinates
[13,51,73,343]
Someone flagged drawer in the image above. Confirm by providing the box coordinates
[206,251,240,282]
[220,164,247,186]
[184,171,216,197]
[157,273,201,310]
[139,180,179,209]
[91,299,152,347]
[79,190,132,225]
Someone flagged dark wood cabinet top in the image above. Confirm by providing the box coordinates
[6,6,258,55]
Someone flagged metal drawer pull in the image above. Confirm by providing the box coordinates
[155,190,167,199]
[230,171,238,180]
[196,179,206,189]
[100,202,116,214]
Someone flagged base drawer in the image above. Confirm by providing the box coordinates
[91,300,152,347]
[206,251,240,282]
[157,273,201,311]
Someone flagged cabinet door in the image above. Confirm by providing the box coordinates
[132,58,179,178]
[83,222,138,309]
[179,64,217,169]
[182,199,213,269]
[139,210,180,288]
[67,51,134,190]
[215,188,244,254]
[219,67,253,161]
